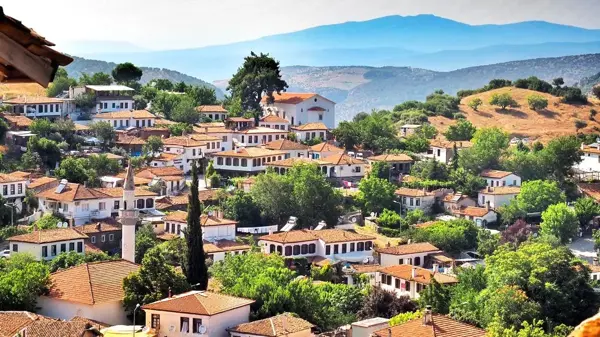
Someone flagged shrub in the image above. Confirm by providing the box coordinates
[590,109,597,120]
[468,98,483,111]
[489,93,518,110]
[593,86,600,99]
[527,94,548,111]
[575,120,588,130]
[453,113,466,120]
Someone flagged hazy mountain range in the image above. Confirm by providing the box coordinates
[71,15,600,80]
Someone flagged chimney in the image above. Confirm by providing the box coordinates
[423,306,433,325]
[432,263,439,273]
[485,200,490,211]
[95,222,101,231]
[594,258,598,266]
[68,217,74,228]
[411,267,416,279]
[581,142,585,150]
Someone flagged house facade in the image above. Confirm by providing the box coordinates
[0,172,28,213]
[377,265,458,299]
[478,186,521,209]
[377,242,442,267]
[261,92,336,129]
[309,142,345,160]
[480,169,522,187]
[367,154,414,176]
[8,228,87,261]
[92,109,156,129]
[259,114,290,131]
[212,148,287,175]
[395,188,436,213]
[159,136,221,173]
[69,85,135,114]
[442,193,477,213]
[232,127,289,148]
[196,105,229,121]
[263,138,310,159]
[320,153,368,181]
[142,291,255,337]
[74,220,122,254]
[228,313,314,337]
[291,122,329,142]
[424,140,473,164]
[576,143,600,172]
[452,206,498,227]
[2,96,67,119]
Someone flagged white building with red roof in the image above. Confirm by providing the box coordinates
[291,122,330,142]
[263,138,310,159]
[260,92,336,129]
[7,227,88,261]
[376,242,442,267]
[378,264,458,299]
[372,312,485,337]
[0,171,29,213]
[259,114,290,131]
[212,147,287,175]
[92,109,156,129]
[480,169,521,187]
[196,105,229,121]
[228,313,314,337]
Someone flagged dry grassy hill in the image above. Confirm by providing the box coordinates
[0,83,45,99]
[429,87,600,142]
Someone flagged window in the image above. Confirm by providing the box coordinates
[120,102,124,109]
[136,120,140,127]
[69,242,75,251]
[82,203,89,211]
[166,223,170,232]
[10,184,14,195]
[17,184,22,194]
[437,149,441,156]
[12,244,18,252]
[380,274,386,284]
[91,236,96,244]
[51,245,57,256]
[63,204,69,212]
[177,224,181,235]
[293,245,300,255]
[225,158,232,165]
[180,317,189,333]
[284,246,292,256]
[308,243,316,254]
[416,198,420,206]
[151,314,160,328]
[366,241,373,250]
[112,103,116,109]
[301,244,308,254]
[103,103,108,109]
[42,246,48,257]
[409,198,414,206]
[101,235,106,242]
[113,120,118,127]
[2,185,6,195]
[357,242,365,251]
[192,149,196,156]
[414,256,421,266]
[319,114,323,121]
[325,245,331,255]
[417,283,423,293]
[334,244,339,254]
[269,244,275,253]
[342,244,347,254]
[146,198,154,208]
[350,242,355,252]
[99,202,106,210]
[38,104,43,112]
[386,275,392,285]
[60,243,66,253]
[241,136,245,143]
[222,136,227,141]
[233,158,239,166]
[406,281,411,291]
[241,159,247,167]
[137,199,145,209]
[125,102,129,109]
[399,258,404,264]
[192,319,203,333]
[50,104,54,113]
[395,279,401,289]
[114,200,120,210]
[77,242,83,253]
[217,157,223,165]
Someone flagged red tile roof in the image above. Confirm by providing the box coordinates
[94,110,156,120]
[214,147,286,158]
[260,229,375,244]
[266,157,329,168]
[204,239,251,254]
[260,115,289,123]
[3,96,64,104]
[165,210,238,226]
[429,139,473,149]
[196,105,228,113]
[480,169,514,179]
[27,177,59,191]
[141,291,254,316]
[309,142,344,153]
[229,313,314,336]
[3,115,33,127]
[578,183,600,202]
[163,136,207,147]
[261,92,316,105]
[8,228,88,244]
[379,265,458,285]
[47,260,139,305]
[291,122,329,131]
[453,206,493,218]
[395,188,432,197]
[0,311,99,337]
[264,139,309,151]
[478,186,521,195]
[376,242,440,255]
[321,153,367,165]
[372,314,485,337]
[0,172,28,183]
[74,219,121,234]
[368,154,414,163]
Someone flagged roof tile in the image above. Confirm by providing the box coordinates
[141,291,254,316]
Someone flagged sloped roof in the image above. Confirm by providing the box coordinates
[3,115,33,127]
[47,260,139,305]
[235,126,288,135]
[141,291,254,316]
[3,96,63,104]
[260,115,289,123]
[0,311,98,337]
[214,147,286,158]
[163,136,207,147]
[480,169,514,179]
[368,154,414,163]
[394,188,432,197]
[261,92,316,105]
[578,183,600,202]
[115,134,146,145]
[229,313,314,336]
[8,228,87,244]
[429,139,473,149]
[264,139,309,151]
[266,157,329,168]
[309,142,344,153]
[478,186,521,195]
[203,239,251,254]
[93,110,156,120]
[372,314,485,337]
[196,105,228,113]
[74,219,121,234]
[453,206,494,218]
[36,183,110,202]
[135,166,184,179]
[379,265,458,285]
[164,210,238,226]
[0,172,28,183]
[93,187,157,198]
[376,242,440,256]
[292,122,329,131]
[321,153,366,165]
[260,229,374,244]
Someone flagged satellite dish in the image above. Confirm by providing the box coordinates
[362,257,370,264]
[198,325,207,334]
[56,222,62,228]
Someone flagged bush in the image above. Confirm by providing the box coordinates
[468,98,483,111]
[575,120,588,130]
[527,94,548,111]
[377,209,403,229]
[489,93,518,110]
[453,113,466,120]
[593,86,600,99]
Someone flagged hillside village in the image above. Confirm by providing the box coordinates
[4,5,600,337]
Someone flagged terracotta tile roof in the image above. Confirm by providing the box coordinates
[569,312,600,337]
[480,169,514,179]
[260,229,374,244]
[578,183,600,202]
[229,313,314,336]
[69,316,110,330]
[260,115,289,123]
[193,126,230,134]
[165,210,188,223]
[156,190,217,210]
[292,122,329,131]
[0,312,99,337]
[84,152,124,160]
[582,145,600,155]
[431,253,454,264]
[74,123,90,131]
[164,211,238,226]
[0,311,40,337]
[351,264,381,274]
[154,118,176,126]
[429,139,473,149]
[235,126,288,135]
[204,239,251,254]
[196,122,225,128]
[3,96,63,104]
[74,219,121,234]
[190,133,222,142]
[0,172,28,183]
[321,153,366,165]
[163,136,207,147]
[442,193,473,203]
[309,142,344,153]
[157,232,178,241]
[92,187,157,198]
[368,154,414,163]
[84,242,103,254]
[93,110,156,120]
[135,166,184,179]
[261,92,316,105]
[478,186,521,195]
[372,314,485,337]
[8,170,32,179]
[196,105,228,113]
[453,206,493,218]
[264,139,309,151]
[47,260,139,305]
[27,176,58,190]
[3,115,33,127]
[141,290,254,316]
[115,134,146,146]
[8,228,87,244]
[395,188,432,197]
[214,147,286,158]
[307,106,326,112]
[266,157,329,168]
[376,242,440,256]
[152,152,181,162]
[379,265,458,285]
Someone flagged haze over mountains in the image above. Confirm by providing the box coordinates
[74,15,600,81]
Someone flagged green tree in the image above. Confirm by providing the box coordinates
[185,85,218,105]
[489,92,518,110]
[477,285,541,329]
[74,92,96,111]
[540,203,579,244]
[151,91,182,119]
[79,72,113,85]
[89,121,116,150]
[377,209,403,229]
[223,191,262,227]
[527,94,549,111]
[468,97,483,111]
[111,62,143,84]
[228,52,288,113]
[449,167,486,197]
[250,170,294,226]
[135,224,158,264]
[167,123,193,136]
[142,135,164,158]
[444,120,477,141]
[416,124,438,139]
[516,180,565,213]
[55,157,89,184]
[540,136,582,183]
[46,69,77,97]
[356,175,396,215]
[411,219,478,254]
[389,311,423,326]
[48,251,116,272]
[419,278,451,314]
[185,161,209,290]
[26,136,61,169]
[357,286,416,319]
[171,95,200,124]
[477,229,500,257]
[29,118,54,137]
[404,135,430,153]
[87,154,121,177]
[574,197,600,227]
[370,161,392,180]
[123,246,190,321]
[459,127,509,172]
[152,79,174,91]
[0,253,50,311]
[332,121,361,150]
[411,159,449,181]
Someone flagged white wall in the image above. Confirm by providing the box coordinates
[485,174,521,187]
[213,154,286,173]
[398,195,435,213]
[9,239,85,261]
[478,193,518,209]
[263,96,335,129]
[37,298,129,325]
[295,130,327,142]
[96,99,134,113]
[233,132,288,147]
[379,252,436,267]
[260,239,374,261]
[378,273,419,299]
[330,163,366,178]
[164,221,236,241]
[576,153,600,172]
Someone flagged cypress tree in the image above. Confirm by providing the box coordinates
[185,161,209,289]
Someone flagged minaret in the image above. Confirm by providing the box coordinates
[120,161,137,263]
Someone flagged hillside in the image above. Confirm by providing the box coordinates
[0,83,45,99]
[74,15,600,80]
[428,87,600,142]
[65,57,224,98]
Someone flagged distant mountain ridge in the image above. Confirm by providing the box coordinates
[65,56,224,98]
[70,15,600,80]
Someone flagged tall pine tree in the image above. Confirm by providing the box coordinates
[185,161,209,289]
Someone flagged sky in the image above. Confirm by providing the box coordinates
[4,0,600,51]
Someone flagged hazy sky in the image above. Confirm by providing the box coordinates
[4,0,600,50]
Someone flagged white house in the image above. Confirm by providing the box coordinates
[377,242,442,267]
[395,188,436,213]
[424,139,473,164]
[196,105,229,121]
[320,153,368,181]
[576,143,600,172]
[232,127,289,147]
[399,124,421,138]
[2,96,67,119]
[309,142,345,160]
[69,85,135,114]
[480,169,521,187]
[377,265,458,299]
[263,138,310,159]
[367,154,415,175]
[261,92,336,129]
[291,122,329,142]
[259,229,375,263]
[0,172,28,213]
[266,157,332,177]
[193,124,235,151]
[157,136,221,173]
[259,114,290,131]
[477,186,521,209]
[142,291,255,337]
[92,109,156,129]
[451,206,498,227]
[442,193,477,213]
[228,313,314,337]
[589,263,600,282]
[37,260,139,325]
[7,228,87,261]
[212,148,287,175]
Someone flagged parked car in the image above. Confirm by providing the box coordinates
[0,250,10,258]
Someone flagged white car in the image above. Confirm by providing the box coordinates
[0,250,10,258]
